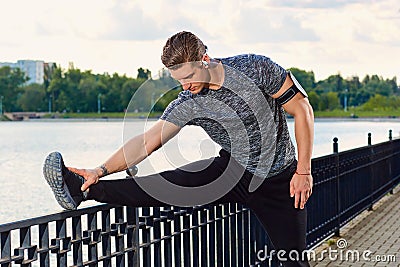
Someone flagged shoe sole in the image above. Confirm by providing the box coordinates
[43,151,78,210]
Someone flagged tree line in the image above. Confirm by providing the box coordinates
[0,65,398,114]
[289,68,399,111]
[0,64,178,114]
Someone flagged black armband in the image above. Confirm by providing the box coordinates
[276,85,300,105]
[276,71,308,106]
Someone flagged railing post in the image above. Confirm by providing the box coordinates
[126,207,139,267]
[101,210,112,267]
[71,216,83,267]
[368,133,374,210]
[208,206,216,267]
[141,207,151,267]
[223,204,230,266]
[333,137,341,237]
[333,137,339,153]
[153,207,162,267]
[191,208,200,267]
[389,130,394,194]
[199,208,208,267]
[39,223,50,267]
[368,133,372,146]
[1,231,11,267]
[172,207,182,267]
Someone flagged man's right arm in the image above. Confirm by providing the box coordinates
[70,120,181,191]
[104,119,181,175]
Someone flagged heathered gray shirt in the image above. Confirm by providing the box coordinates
[160,54,296,178]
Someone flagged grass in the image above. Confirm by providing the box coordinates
[41,112,163,119]
[58,108,400,119]
[0,115,11,121]
[314,108,400,118]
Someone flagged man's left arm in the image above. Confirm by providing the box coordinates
[284,94,314,209]
[272,77,314,209]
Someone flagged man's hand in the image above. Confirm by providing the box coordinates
[290,173,313,209]
[67,167,102,192]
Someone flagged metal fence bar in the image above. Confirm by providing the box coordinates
[236,205,244,267]
[38,223,49,267]
[230,203,237,267]
[215,205,223,266]
[191,208,199,267]
[208,206,215,267]
[199,208,207,267]
[153,207,162,267]
[71,216,82,266]
[161,208,173,267]
[101,209,111,267]
[172,208,181,267]
[243,207,250,267]
[223,204,230,266]
[181,210,191,266]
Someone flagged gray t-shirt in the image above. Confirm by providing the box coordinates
[160,54,296,178]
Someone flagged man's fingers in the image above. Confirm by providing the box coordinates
[290,181,295,197]
[290,174,313,209]
[294,191,300,209]
[68,167,85,177]
[81,181,91,192]
[300,190,307,209]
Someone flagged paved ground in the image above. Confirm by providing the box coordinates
[310,185,399,267]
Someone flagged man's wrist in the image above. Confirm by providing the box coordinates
[97,164,109,178]
[296,161,311,174]
[295,170,311,176]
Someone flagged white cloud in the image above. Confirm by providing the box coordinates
[99,2,165,40]
[231,6,319,43]
[0,0,398,81]
[265,0,375,9]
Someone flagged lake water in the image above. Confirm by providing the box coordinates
[0,118,399,224]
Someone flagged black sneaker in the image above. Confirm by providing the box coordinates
[43,151,87,210]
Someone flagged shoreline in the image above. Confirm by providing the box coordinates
[1,116,400,123]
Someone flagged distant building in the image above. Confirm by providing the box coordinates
[0,60,45,85]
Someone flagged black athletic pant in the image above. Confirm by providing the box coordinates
[88,150,309,267]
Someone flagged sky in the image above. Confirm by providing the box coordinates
[0,0,399,82]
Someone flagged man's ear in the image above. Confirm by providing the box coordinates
[201,54,210,68]
[202,54,210,63]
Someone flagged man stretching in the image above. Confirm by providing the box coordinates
[44,31,314,266]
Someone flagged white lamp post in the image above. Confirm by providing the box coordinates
[98,93,101,114]
[0,96,4,115]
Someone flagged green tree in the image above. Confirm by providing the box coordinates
[318,92,340,111]
[288,68,315,91]
[121,79,144,110]
[101,73,130,112]
[137,68,151,80]
[307,91,320,110]
[78,76,107,112]
[0,66,27,112]
[362,94,388,111]
[314,74,344,94]
[17,84,47,111]
[44,63,57,90]
[388,95,400,109]
[47,67,67,112]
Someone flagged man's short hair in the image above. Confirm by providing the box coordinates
[161,31,207,69]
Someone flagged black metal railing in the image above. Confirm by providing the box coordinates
[306,132,400,249]
[1,132,399,266]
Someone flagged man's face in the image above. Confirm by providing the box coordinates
[169,62,210,95]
